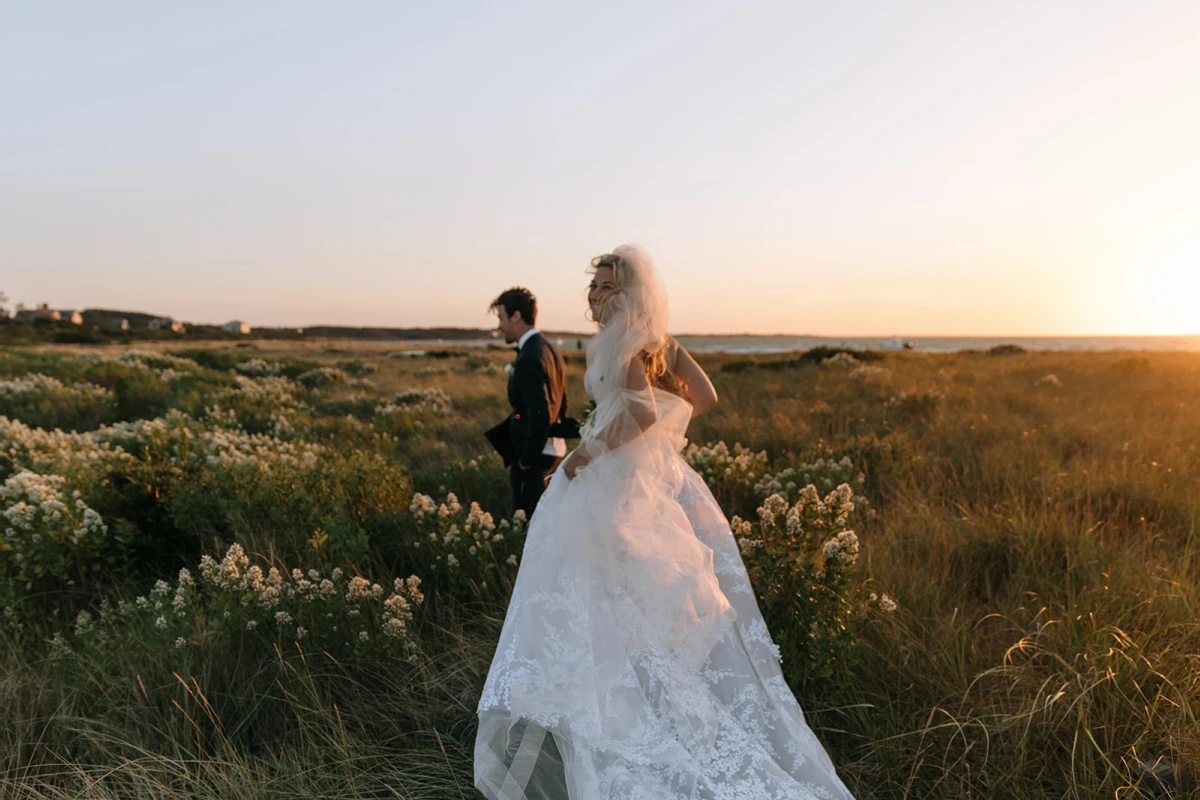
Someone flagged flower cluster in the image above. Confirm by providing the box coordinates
[0,374,113,407]
[407,491,526,599]
[228,375,299,402]
[0,415,134,477]
[88,407,325,473]
[382,575,424,638]
[464,354,502,375]
[1,469,108,588]
[172,543,420,644]
[380,388,453,417]
[199,544,423,645]
[730,483,891,687]
[1038,373,1062,388]
[195,425,326,471]
[65,544,423,665]
[754,455,864,499]
[822,529,860,566]
[89,409,197,454]
[0,368,122,431]
[684,441,768,510]
[820,351,860,368]
[869,591,897,613]
[114,351,197,371]
[218,375,309,436]
[235,358,283,377]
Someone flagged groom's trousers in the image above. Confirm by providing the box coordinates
[511,454,562,518]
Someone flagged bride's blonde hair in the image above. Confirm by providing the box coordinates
[588,252,688,398]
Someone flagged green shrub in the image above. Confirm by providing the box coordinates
[683,441,769,517]
[373,388,454,440]
[798,346,884,365]
[166,449,414,563]
[67,543,423,668]
[113,369,177,421]
[336,359,376,378]
[732,484,893,689]
[52,328,104,344]
[296,366,347,389]
[404,491,526,606]
[209,376,308,437]
[176,348,243,371]
[0,470,123,592]
[755,454,864,499]
[312,394,379,420]
[884,388,944,423]
[413,453,512,517]
[721,347,882,373]
[275,357,323,379]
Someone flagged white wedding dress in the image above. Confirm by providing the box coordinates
[475,246,855,800]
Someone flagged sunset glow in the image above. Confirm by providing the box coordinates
[1145,241,1200,336]
[1,3,1198,336]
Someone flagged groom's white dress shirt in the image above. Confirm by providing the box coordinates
[517,328,568,458]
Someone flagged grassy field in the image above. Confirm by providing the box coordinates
[1,339,1199,798]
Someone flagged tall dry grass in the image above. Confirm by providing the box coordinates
[3,341,1200,798]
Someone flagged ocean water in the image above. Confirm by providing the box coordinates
[673,335,1200,354]
[395,335,1200,355]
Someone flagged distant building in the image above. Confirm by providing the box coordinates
[113,318,130,331]
[149,316,186,333]
[223,320,251,334]
[14,304,80,324]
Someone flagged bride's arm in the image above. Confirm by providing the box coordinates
[563,361,656,478]
[672,342,718,417]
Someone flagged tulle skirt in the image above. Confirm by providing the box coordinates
[475,436,855,800]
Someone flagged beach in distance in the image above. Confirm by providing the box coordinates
[391,333,1200,355]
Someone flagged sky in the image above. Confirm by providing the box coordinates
[2,1,1199,336]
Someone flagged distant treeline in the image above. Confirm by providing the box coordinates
[302,326,495,341]
[0,314,586,346]
[0,317,299,346]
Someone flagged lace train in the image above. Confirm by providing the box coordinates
[475,435,855,800]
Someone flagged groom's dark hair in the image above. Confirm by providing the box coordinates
[489,287,537,325]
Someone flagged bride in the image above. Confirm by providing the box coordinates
[475,245,855,800]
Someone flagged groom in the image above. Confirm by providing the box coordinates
[485,287,578,517]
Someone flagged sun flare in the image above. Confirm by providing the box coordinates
[1146,239,1200,335]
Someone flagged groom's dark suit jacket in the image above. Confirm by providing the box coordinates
[488,333,571,468]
